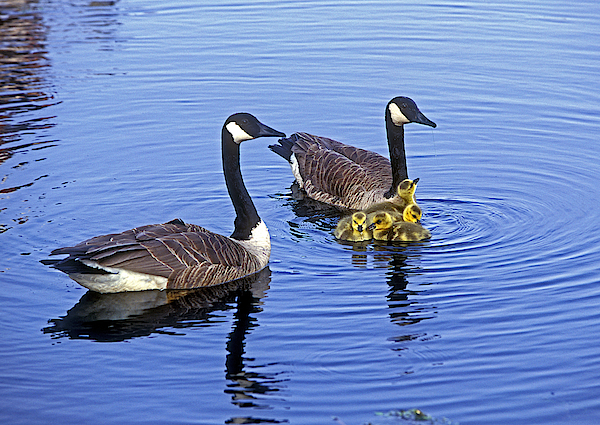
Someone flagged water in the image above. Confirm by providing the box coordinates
[2,0,600,424]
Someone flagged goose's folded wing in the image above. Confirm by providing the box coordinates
[305,133,393,185]
[291,133,393,207]
[51,219,262,288]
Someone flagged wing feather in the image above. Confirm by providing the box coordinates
[283,132,393,209]
[50,219,263,289]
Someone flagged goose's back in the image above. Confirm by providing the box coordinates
[286,132,393,209]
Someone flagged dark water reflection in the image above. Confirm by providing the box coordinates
[0,0,57,231]
[43,268,271,342]
[44,268,288,421]
[382,252,434,327]
[0,2,54,125]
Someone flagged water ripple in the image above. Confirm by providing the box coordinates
[0,2,58,234]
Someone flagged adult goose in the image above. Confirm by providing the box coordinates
[48,113,285,293]
[269,97,435,210]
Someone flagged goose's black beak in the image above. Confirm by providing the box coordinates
[367,223,376,231]
[257,122,286,139]
[413,110,436,128]
[412,177,420,185]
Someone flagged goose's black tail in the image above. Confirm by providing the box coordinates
[41,258,111,275]
[268,136,295,162]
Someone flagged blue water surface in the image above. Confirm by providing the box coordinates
[1,1,600,424]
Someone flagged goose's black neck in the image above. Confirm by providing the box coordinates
[222,128,260,240]
[384,114,408,199]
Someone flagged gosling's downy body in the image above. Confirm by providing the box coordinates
[366,202,422,226]
[334,211,372,242]
[46,113,286,293]
[367,211,431,242]
[269,97,436,210]
[363,178,420,217]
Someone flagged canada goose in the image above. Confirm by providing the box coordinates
[367,211,431,242]
[269,97,435,210]
[363,178,420,217]
[334,211,372,242]
[47,113,285,293]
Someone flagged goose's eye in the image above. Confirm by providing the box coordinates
[402,103,408,108]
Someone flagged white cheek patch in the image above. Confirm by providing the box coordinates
[226,122,253,143]
[389,103,410,126]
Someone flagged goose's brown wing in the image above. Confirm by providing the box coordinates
[51,219,262,289]
[312,134,393,185]
[289,133,392,209]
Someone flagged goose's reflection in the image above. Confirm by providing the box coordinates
[44,268,288,417]
[371,247,437,352]
[44,268,288,420]
[224,289,287,414]
[43,268,271,341]
[275,183,344,235]
[287,182,346,218]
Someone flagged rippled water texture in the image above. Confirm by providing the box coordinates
[2,1,600,424]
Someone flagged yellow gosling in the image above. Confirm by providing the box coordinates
[334,211,372,242]
[397,177,419,205]
[363,178,420,217]
[367,211,431,242]
[402,203,422,223]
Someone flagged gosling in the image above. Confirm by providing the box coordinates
[334,211,372,242]
[402,203,423,223]
[363,178,420,217]
[367,211,431,242]
[367,201,423,225]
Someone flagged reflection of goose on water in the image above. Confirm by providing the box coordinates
[46,113,285,293]
[42,267,283,411]
[42,267,271,342]
[334,211,372,242]
[268,97,435,210]
[368,211,431,242]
